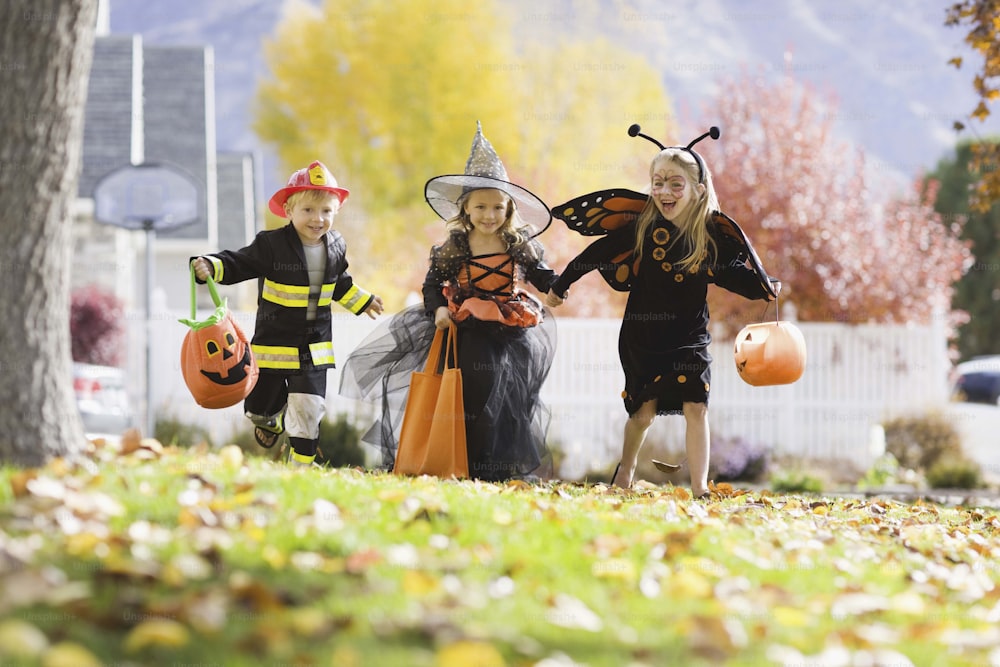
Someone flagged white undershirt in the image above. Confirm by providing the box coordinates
[302,242,327,321]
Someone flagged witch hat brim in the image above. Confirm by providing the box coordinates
[424,174,552,237]
[425,121,551,238]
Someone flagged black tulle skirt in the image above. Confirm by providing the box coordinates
[339,305,557,481]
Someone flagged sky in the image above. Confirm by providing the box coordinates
[106,0,1000,196]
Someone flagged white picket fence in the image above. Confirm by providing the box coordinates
[128,306,994,478]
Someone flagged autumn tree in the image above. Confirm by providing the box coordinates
[929,141,1000,359]
[946,0,1000,212]
[0,0,98,465]
[700,70,970,336]
[254,0,671,313]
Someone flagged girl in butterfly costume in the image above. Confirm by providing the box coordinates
[341,123,559,481]
[545,126,780,497]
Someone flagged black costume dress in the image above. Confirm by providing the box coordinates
[340,231,558,481]
[551,213,772,416]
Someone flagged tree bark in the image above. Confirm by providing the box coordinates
[0,1,98,465]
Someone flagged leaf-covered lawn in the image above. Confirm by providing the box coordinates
[2,439,1000,666]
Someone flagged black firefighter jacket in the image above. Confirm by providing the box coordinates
[197,223,374,374]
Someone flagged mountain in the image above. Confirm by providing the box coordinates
[108,0,999,196]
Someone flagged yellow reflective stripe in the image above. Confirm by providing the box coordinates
[262,279,310,307]
[208,256,224,282]
[252,344,300,369]
[337,284,372,314]
[309,341,335,366]
[316,283,336,307]
[290,451,316,464]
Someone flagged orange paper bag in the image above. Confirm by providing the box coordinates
[394,322,468,478]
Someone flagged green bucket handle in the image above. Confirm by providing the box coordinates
[178,261,228,331]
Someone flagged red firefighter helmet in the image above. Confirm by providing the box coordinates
[268,160,349,216]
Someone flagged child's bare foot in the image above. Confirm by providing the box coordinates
[611,460,636,488]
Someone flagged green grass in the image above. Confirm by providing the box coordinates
[2,444,1000,666]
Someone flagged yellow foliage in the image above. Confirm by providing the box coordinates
[254,0,674,313]
[256,0,520,214]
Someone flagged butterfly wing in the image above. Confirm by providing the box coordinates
[550,188,648,236]
[551,189,646,292]
[711,211,777,299]
[602,249,640,292]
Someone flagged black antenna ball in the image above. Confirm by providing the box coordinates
[709,126,721,140]
[626,123,666,150]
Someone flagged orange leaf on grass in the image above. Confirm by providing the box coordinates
[345,548,383,574]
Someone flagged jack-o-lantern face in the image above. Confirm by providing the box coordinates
[181,313,259,409]
[200,331,253,385]
[734,321,807,386]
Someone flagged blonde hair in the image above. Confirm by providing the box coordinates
[635,148,719,272]
[445,188,530,250]
[284,189,341,212]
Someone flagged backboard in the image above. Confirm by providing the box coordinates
[93,162,200,230]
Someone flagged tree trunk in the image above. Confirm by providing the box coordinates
[0,1,98,466]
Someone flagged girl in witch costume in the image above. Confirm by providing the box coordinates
[340,122,559,481]
[544,125,780,497]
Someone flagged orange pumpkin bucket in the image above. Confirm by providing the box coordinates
[178,267,258,408]
[734,299,806,386]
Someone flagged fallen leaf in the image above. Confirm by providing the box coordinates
[312,498,343,533]
[288,608,332,638]
[771,605,812,628]
[345,548,382,574]
[9,470,38,498]
[545,594,603,632]
[0,618,49,659]
[218,444,244,468]
[437,640,506,667]
[124,618,191,653]
[119,428,142,454]
[591,558,636,582]
[685,614,748,659]
[402,569,440,596]
[41,641,102,667]
[492,508,513,526]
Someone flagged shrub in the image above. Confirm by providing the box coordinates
[155,415,213,448]
[710,435,768,482]
[857,452,901,490]
[926,459,982,489]
[70,285,126,366]
[315,413,366,468]
[883,413,963,471]
[770,470,824,494]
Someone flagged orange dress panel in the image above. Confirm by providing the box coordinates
[445,253,543,328]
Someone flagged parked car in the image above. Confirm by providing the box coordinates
[73,362,134,439]
[951,355,1000,406]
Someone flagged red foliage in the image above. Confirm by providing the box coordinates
[700,70,972,337]
[70,285,125,366]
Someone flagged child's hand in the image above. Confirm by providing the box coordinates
[364,295,385,319]
[434,306,452,329]
[191,257,212,281]
[545,289,565,308]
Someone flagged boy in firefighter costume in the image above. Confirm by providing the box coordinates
[192,161,383,466]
